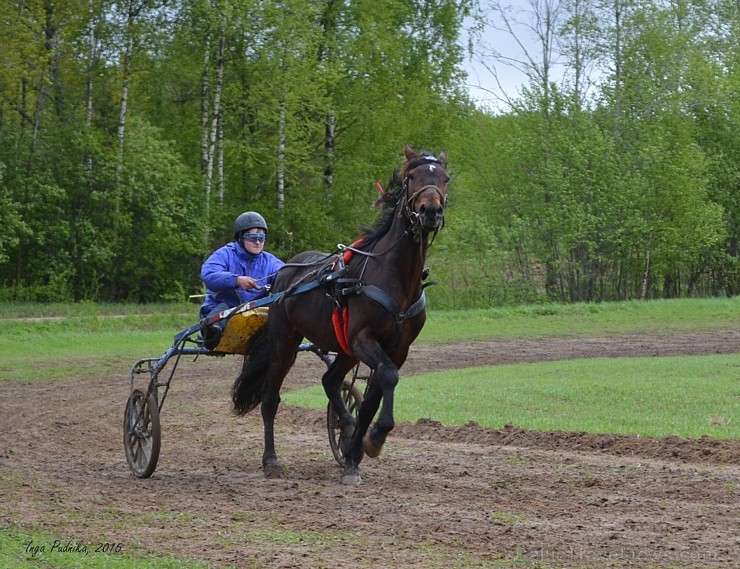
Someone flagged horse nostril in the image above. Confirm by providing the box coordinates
[418,203,444,219]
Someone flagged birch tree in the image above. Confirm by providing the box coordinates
[475,0,565,113]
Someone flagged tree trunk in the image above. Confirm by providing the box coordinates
[43,0,64,118]
[86,3,96,128]
[85,0,98,177]
[324,112,335,203]
[117,1,136,180]
[217,116,225,204]
[204,23,225,213]
[200,26,211,245]
[277,100,286,214]
[610,0,624,136]
[214,26,225,205]
[201,32,211,178]
[318,0,337,204]
[640,249,650,300]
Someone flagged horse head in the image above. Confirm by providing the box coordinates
[400,145,449,236]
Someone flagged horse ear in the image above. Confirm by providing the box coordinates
[437,151,448,166]
[403,145,416,161]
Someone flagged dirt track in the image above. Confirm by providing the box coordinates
[1,330,739,567]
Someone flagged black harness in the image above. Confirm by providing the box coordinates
[318,158,446,349]
[318,255,433,324]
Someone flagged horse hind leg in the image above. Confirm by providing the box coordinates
[322,355,360,458]
[261,385,282,478]
[261,332,301,478]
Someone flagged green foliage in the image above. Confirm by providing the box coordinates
[0,0,736,304]
[113,118,204,302]
[0,162,26,265]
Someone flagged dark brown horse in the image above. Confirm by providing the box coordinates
[232,145,449,485]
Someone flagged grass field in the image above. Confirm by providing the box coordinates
[2,297,736,438]
[417,296,739,342]
[1,297,737,383]
[284,354,739,440]
[0,528,207,568]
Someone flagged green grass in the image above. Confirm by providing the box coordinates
[0,304,197,382]
[419,296,739,342]
[284,354,740,440]
[1,298,737,440]
[0,328,194,383]
[1,527,207,568]
[0,315,198,383]
[1,297,737,340]
[0,302,197,320]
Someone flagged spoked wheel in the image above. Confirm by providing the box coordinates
[327,376,364,466]
[123,388,161,478]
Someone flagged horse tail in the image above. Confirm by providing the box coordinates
[231,325,271,415]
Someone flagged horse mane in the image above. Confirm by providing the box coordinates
[357,152,439,250]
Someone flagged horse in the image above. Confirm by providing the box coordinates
[231,145,449,485]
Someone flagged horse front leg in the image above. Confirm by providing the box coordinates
[341,348,398,485]
[362,360,398,458]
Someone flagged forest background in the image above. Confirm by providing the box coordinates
[0,0,737,308]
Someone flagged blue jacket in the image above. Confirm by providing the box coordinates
[200,241,284,317]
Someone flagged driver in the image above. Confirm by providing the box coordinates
[199,211,284,321]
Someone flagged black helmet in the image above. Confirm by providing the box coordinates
[233,211,268,240]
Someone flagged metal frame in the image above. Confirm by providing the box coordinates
[124,292,366,478]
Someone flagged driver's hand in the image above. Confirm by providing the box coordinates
[236,276,257,290]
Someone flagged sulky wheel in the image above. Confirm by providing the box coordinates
[327,376,364,466]
[123,388,161,478]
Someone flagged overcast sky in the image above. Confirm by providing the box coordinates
[459,1,569,112]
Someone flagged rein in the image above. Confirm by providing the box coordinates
[337,230,408,259]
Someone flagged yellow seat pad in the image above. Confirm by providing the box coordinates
[212,307,269,354]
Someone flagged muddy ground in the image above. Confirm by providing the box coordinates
[2,330,739,567]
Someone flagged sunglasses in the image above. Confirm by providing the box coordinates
[241,232,266,243]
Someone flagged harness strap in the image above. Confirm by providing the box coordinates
[330,286,426,356]
[341,238,364,263]
[360,285,426,323]
[404,290,428,320]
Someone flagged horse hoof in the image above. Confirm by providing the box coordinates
[263,463,283,479]
[341,471,362,486]
[362,433,383,458]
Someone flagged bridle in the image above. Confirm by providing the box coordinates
[280,154,449,272]
[401,156,449,241]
